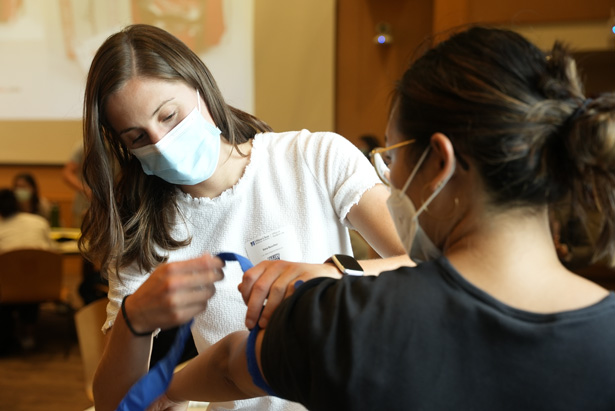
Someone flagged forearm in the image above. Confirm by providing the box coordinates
[358,254,414,275]
[93,255,225,410]
[92,311,153,411]
[168,331,266,403]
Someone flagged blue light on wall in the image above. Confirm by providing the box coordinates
[374,22,393,45]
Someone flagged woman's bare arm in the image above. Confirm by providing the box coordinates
[166,331,267,404]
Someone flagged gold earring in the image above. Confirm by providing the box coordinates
[420,184,459,220]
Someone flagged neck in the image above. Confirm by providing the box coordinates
[180,138,252,198]
[445,206,561,277]
[443,206,608,312]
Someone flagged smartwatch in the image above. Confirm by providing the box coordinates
[328,254,364,276]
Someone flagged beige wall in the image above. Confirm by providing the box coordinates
[0,121,81,165]
[253,0,335,133]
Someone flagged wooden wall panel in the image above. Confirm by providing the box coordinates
[432,0,470,37]
[336,0,615,146]
[467,0,614,25]
[335,0,433,145]
[433,0,614,35]
[574,50,615,95]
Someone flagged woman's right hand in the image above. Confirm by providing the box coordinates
[239,260,341,329]
[123,254,225,334]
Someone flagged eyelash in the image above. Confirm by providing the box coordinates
[128,111,178,146]
[132,133,145,145]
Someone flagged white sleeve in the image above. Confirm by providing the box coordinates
[102,264,151,334]
[296,130,381,228]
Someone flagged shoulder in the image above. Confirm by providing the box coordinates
[256,129,352,151]
[20,212,49,225]
[296,129,355,151]
[276,264,434,317]
[15,213,51,233]
[259,265,439,405]
[279,263,450,325]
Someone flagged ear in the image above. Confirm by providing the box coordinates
[428,132,456,190]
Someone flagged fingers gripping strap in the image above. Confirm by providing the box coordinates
[115,252,278,410]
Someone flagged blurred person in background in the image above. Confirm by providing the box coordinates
[12,172,52,223]
[0,188,54,353]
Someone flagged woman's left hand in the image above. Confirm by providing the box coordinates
[239,260,341,329]
[146,393,189,411]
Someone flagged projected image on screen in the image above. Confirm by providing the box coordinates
[0,0,253,120]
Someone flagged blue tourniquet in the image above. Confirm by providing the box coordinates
[115,252,276,410]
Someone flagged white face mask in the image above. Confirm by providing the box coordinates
[386,146,455,262]
[130,90,222,185]
[14,188,32,202]
[409,225,442,263]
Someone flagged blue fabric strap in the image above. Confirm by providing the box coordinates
[216,252,277,395]
[116,318,194,411]
[247,323,278,396]
[217,252,254,273]
[115,252,273,411]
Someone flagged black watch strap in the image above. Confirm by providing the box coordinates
[326,254,364,276]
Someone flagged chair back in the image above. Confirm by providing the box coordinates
[74,298,108,402]
[0,248,63,303]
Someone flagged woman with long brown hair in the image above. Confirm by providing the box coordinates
[82,24,408,411]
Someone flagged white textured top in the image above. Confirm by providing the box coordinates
[0,212,53,252]
[104,130,380,410]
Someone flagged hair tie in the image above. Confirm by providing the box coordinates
[568,98,593,124]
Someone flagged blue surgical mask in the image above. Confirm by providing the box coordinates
[130,90,221,185]
[386,146,455,261]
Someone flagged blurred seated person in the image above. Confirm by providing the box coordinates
[61,144,109,305]
[12,173,52,223]
[0,189,54,353]
[62,143,93,228]
[0,188,53,252]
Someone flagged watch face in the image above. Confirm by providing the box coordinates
[332,254,364,275]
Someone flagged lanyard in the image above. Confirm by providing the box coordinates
[116,252,254,411]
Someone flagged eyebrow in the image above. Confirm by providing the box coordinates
[118,97,175,136]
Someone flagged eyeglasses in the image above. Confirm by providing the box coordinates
[369,140,415,186]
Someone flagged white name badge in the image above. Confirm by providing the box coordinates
[245,226,302,264]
